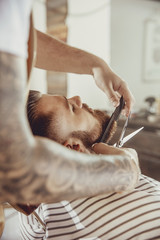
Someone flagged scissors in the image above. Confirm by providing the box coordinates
[114,114,144,147]
[99,96,144,147]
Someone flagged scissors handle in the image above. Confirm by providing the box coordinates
[115,139,123,148]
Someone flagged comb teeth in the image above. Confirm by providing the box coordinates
[99,96,125,143]
[113,96,125,121]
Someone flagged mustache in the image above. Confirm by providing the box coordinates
[82,103,110,122]
[82,103,94,114]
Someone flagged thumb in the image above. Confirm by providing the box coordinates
[92,143,122,155]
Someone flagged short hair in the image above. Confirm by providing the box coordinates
[27,90,52,138]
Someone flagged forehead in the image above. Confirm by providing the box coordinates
[38,94,68,114]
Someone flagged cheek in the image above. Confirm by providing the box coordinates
[57,117,76,139]
[77,111,98,131]
[50,113,71,142]
[72,112,89,129]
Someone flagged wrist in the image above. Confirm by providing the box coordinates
[91,57,110,76]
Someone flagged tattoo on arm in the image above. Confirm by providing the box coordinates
[0,52,139,204]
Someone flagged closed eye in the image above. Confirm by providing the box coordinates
[72,104,75,112]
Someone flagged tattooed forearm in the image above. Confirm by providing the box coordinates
[0,52,140,204]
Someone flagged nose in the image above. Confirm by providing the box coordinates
[68,96,82,108]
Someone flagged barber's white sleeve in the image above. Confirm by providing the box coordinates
[0,0,33,58]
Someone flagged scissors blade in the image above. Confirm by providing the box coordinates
[121,127,144,145]
[115,112,131,147]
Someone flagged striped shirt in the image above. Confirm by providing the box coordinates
[19,174,160,240]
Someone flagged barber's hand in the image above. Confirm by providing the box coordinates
[92,63,135,116]
[92,143,139,169]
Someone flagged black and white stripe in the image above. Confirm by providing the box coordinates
[19,175,160,240]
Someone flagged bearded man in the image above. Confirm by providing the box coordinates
[17,90,160,240]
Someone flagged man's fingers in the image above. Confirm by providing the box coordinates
[92,143,123,155]
[105,80,135,116]
[122,90,135,116]
[92,144,140,170]
[105,84,120,108]
[94,68,135,116]
[124,94,135,116]
[117,81,135,116]
[92,143,108,154]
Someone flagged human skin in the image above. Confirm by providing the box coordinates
[39,95,99,134]
[0,33,138,204]
[35,30,134,116]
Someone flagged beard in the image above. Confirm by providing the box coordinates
[82,103,117,144]
[70,103,117,149]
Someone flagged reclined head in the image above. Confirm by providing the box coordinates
[27,90,117,152]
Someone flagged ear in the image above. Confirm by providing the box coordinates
[63,137,86,152]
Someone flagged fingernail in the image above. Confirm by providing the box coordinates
[92,143,97,148]
[113,101,118,107]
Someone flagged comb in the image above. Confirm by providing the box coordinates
[99,96,125,143]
